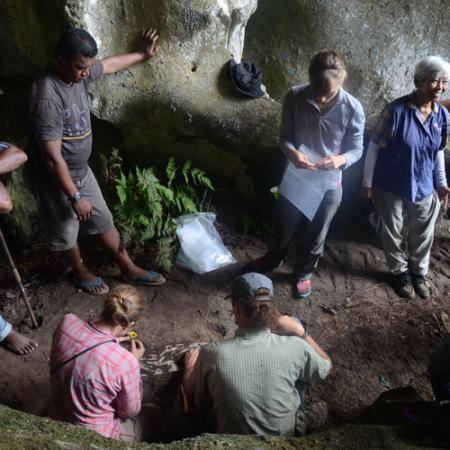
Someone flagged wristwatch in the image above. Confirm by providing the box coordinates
[70,191,82,203]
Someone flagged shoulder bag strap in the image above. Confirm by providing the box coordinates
[50,339,116,376]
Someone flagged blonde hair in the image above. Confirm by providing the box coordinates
[100,285,144,327]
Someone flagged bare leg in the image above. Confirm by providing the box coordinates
[63,244,109,294]
[97,227,165,284]
[3,330,38,355]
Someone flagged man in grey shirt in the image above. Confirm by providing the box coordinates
[26,28,165,294]
[183,273,331,436]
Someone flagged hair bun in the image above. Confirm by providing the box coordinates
[118,296,130,310]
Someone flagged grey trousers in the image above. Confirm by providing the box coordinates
[374,187,440,276]
[267,186,342,280]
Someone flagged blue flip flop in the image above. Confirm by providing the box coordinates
[126,271,166,287]
[76,276,110,295]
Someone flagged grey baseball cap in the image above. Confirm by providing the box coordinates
[232,272,274,303]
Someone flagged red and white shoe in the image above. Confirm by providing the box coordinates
[294,279,312,299]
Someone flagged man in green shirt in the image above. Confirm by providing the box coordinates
[183,272,331,436]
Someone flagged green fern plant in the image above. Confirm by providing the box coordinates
[114,157,214,271]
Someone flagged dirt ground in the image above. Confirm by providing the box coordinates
[1,206,450,436]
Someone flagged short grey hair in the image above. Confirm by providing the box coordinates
[414,56,450,84]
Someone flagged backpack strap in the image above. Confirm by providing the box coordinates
[50,339,116,376]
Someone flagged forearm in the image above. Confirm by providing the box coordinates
[0,144,28,175]
[362,141,380,188]
[434,150,448,187]
[101,52,147,75]
[116,377,143,420]
[303,335,332,366]
[341,147,362,169]
[46,156,78,198]
[182,366,196,400]
[277,316,332,367]
[282,143,299,161]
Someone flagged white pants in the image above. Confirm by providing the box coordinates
[374,187,440,276]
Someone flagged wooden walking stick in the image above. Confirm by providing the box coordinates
[0,226,39,328]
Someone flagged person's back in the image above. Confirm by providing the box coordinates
[184,273,331,437]
[49,313,141,438]
[199,328,328,435]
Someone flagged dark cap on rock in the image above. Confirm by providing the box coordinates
[229,59,265,98]
[232,272,274,303]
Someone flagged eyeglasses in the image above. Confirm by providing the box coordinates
[428,78,449,88]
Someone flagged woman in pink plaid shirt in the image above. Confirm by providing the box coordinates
[49,286,157,441]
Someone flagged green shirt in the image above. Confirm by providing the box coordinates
[193,327,330,436]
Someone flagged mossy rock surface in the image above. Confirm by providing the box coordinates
[0,404,441,450]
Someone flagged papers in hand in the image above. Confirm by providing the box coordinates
[279,146,339,220]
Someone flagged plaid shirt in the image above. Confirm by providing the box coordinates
[49,314,142,439]
[193,328,330,436]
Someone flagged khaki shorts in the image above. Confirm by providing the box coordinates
[32,167,114,251]
[119,403,161,442]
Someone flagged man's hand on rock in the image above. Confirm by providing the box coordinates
[140,28,159,59]
[72,198,92,221]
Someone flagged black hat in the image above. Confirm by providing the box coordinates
[229,59,264,98]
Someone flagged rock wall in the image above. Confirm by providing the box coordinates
[244,0,450,125]
[1,0,450,236]
[64,0,279,197]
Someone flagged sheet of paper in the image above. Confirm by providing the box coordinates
[279,145,340,220]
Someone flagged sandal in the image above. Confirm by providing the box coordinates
[76,276,110,295]
[125,270,166,287]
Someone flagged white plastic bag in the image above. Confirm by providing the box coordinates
[175,213,236,274]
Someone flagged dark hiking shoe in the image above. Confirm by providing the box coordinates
[243,256,282,274]
[412,275,431,299]
[393,272,415,299]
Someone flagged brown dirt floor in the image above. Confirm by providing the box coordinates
[1,208,450,437]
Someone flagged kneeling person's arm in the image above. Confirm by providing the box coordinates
[274,315,332,378]
[115,361,143,420]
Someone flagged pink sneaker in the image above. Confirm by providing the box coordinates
[294,279,312,299]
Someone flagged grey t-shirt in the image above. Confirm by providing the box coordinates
[27,61,103,181]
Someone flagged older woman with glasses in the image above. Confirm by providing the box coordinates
[362,56,450,299]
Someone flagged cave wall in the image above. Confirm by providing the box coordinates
[0,0,450,228]
[244,0,450,125]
